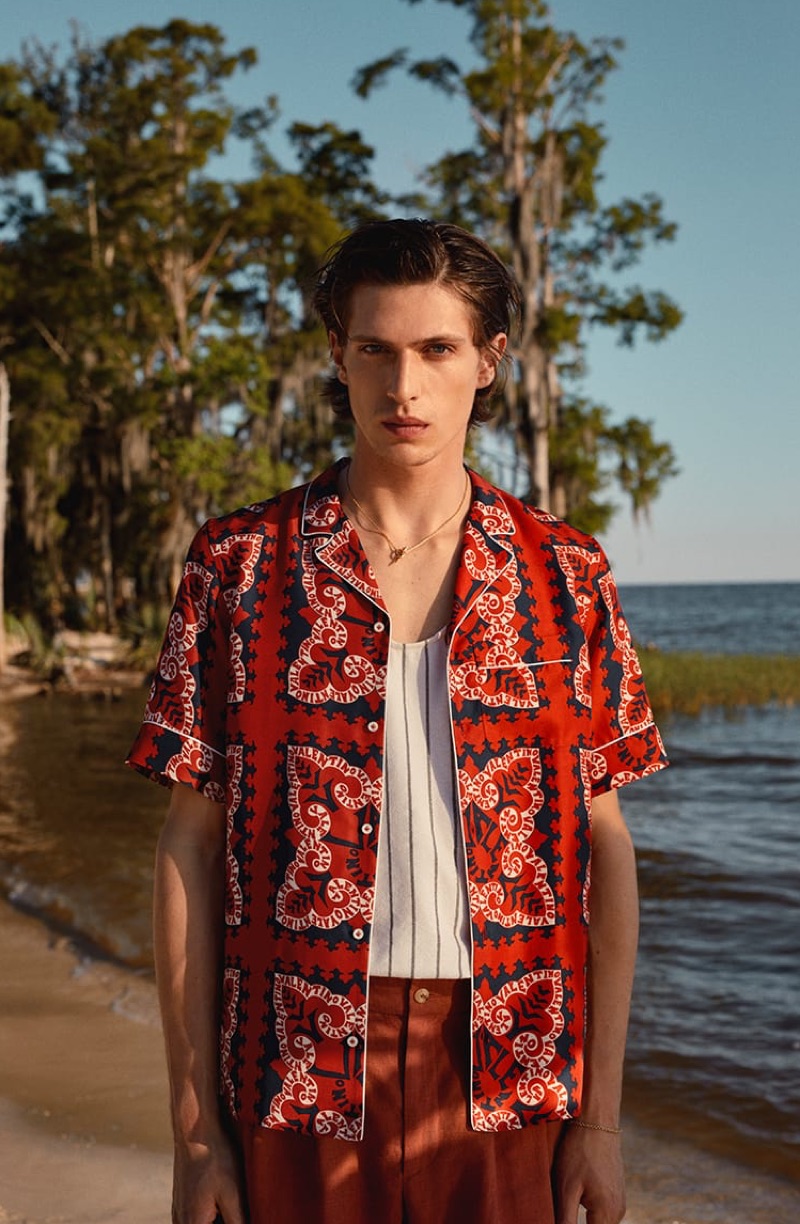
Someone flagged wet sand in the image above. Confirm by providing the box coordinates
[0,898,172,1223]
[0,896,797,1224]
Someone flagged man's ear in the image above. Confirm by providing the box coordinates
[478,333,507,387]
[329,329,347,382]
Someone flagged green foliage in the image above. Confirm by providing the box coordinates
[165,433,294,517]
[118,600,172,670]
[0,61,58,172]
[0,19,382,629]
[287,122,389,226]
[607,417,680,522]
[13,611,64,672]
[548,398,615,536]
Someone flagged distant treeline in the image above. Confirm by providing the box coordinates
[0,3,682,633]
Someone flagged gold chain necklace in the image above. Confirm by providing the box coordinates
[345,466,470,564]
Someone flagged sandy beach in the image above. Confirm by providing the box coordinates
[0,895,798,1223]
[0,897,172,1223]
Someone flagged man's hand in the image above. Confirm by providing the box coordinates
[553,1125,626,1224]
[172,1130,247,1224]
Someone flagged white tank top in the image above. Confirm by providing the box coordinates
[370,627,472,979]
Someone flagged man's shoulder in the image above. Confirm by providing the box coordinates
[201,477,315,543]
[477,474,602,556]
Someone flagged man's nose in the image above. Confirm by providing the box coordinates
[387,352,419,404]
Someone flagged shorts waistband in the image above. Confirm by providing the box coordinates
[367,977,470,1017]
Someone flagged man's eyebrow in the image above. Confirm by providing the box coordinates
[347,332,468,344]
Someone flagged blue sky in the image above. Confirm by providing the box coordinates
[3,1,799,584]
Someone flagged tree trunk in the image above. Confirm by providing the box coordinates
[502,10,552,511]
[0,364,9,672]
[99,487,116,633]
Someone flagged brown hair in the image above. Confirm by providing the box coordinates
[313,218,521,424]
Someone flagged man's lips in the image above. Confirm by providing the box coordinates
[382,418,428,434]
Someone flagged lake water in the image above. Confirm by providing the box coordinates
[0,581,798,1188]
[618,580,800,656]
[622,703,800,1181]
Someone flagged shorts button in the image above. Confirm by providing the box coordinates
[413,987,430,1005]
[352,928,364,941]
[361,823,373,835]
[374,621,386,632]
[346,1034,359,1048]
[367,721,379,733]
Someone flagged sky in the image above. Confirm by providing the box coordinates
[2,0,799,584]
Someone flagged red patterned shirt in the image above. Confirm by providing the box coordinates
[127,461,667,1140]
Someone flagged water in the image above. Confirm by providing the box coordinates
[622,704,800,1182]
[0,582,799,1187]
[618,581,800,656]
[0,689,164,968]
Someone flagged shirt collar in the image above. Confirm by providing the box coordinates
[301,459,517,544]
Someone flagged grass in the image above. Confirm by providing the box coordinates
[638,649,800,719]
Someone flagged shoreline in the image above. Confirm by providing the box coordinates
[0,896,173,1223]
[0,658,147,704]
[1,899,798,1222]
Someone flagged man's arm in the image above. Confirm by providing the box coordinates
[154,782,247,1224]
[554,787,639,1224]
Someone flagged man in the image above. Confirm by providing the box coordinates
[128,219,667,1224]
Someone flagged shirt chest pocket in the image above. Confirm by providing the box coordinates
[452,636,577,712]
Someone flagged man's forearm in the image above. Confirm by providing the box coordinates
[581,788,639,1126]
[153,786,248,1224]
[553,789,638,1224]
[153,786,227,1144]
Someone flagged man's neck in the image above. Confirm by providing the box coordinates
[339,455,471,643]
[343,454,469,542]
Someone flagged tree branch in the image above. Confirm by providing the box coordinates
[32,318,71,365]
[186,217,234,292]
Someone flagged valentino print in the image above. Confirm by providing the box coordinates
[128,460,667,1140]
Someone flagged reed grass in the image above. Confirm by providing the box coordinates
[638,650,800,718]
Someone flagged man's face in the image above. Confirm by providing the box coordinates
[330,281,505,473]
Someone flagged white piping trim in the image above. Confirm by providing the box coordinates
[359,606,391,1141]
[481,657,572,669]
[593,721,658,753]
[141,715,226,759]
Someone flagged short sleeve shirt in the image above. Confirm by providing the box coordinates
[127,461,667,1140]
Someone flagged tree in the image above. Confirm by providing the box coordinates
[354,0,681,528]
[0,56,71,625]
[1,24,294,621]
[0,23,268,621]
[229,121,390,479]
[0,21,386,631]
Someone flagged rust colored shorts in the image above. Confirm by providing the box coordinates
[237,977,564,1224]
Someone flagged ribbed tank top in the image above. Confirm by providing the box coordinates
[370,627,472,979]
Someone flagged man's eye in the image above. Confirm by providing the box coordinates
[359,344,385,355]
[427,343,454,356]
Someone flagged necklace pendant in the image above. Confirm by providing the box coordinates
[389,546,407,563]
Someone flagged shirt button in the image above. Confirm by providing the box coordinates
[373,621,386,632]
[352,928,364,941]
[367,721,379,733]
[413,987,430,1005]
[346,1034,359,1048]
[361,823,373,835]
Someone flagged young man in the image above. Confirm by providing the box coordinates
[128,219,667,1224]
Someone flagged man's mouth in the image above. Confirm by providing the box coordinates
[382,418,428,435]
